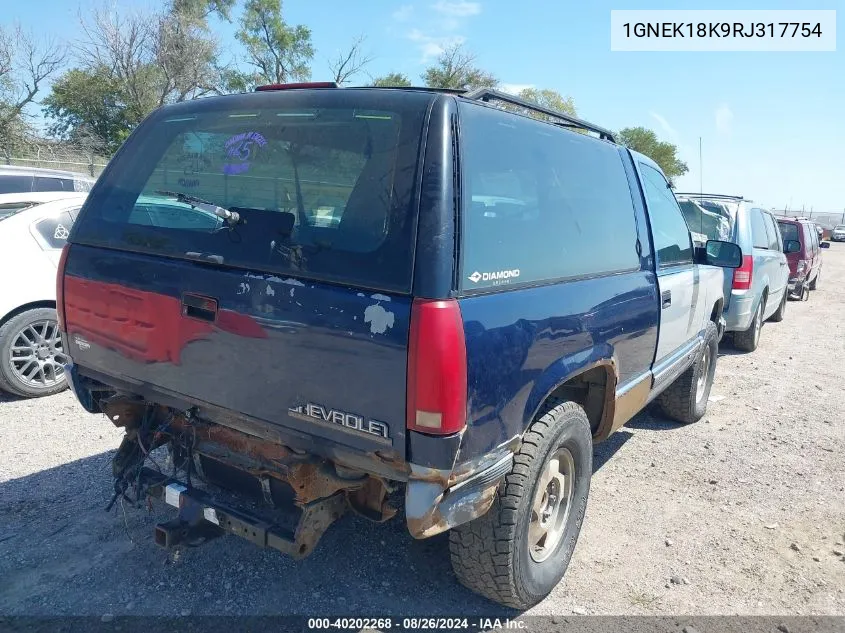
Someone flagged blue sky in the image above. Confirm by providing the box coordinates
[11,0,845,214]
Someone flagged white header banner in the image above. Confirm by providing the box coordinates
[611,10,836,52]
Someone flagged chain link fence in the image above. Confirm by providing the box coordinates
[771,209,845,230]
[3,155,109,178]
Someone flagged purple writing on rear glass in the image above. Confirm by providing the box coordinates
[223,131,267,176]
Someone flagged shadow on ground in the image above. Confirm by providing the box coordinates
[0,411,637,617]
[0,391,25,403]
[0,450,517,616]
[593,429,632,472]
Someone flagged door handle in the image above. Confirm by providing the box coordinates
[661,290,672,309]
[780,261,787,266]
[182,293,218,322]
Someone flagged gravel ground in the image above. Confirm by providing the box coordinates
[1,248,844,618]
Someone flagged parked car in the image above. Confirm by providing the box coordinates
[59,85,741,608]
[0,193,87,397]
[777,217,830,300]
[677,198,731,246]
[674,194,789,352]
[0,166,95,196]
[831,224,845,242]
[0,191,92,221]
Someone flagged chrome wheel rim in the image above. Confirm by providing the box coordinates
[9,320,67,389]
[695,344,711,404]
[752,306,762,346]
[529,447,575,563]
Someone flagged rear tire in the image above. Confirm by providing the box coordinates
[769,291,787,323]
[809,270,819,290]
[0,308,69,398]
[657,321,718,423]
[449,399,592,609]
[733,299,763,352]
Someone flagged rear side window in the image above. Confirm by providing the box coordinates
[31,210,77,250]
[458,103,639,290]
[778,221,800,244]
[639,164,693,267]
[71,92,432,292]
[750,208,770,249]
[802,224,815,255]
[0,175,33,194]
[763,213,781,251]
[33,176,72,192]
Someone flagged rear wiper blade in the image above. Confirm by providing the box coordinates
[155,190,243,227]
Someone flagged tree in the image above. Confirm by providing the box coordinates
[494,87,576,123]
[516,88,575,118]
[153,8,221,102]
[617,127,688,183]
[42,67,132,154]
[422,44,496,91]
[76,4,221,116]
[235,0,314,87]
[0,24,66,156]
[370,72,411,87]
[328,35,372,86]
[43,2,224,152]
[171,0,236,21]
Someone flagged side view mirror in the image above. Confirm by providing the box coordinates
[820,241,831,249]
[702,240,742,268]
[784,240,801,254]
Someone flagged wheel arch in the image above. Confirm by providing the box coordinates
[709,298,724,324]
[0,300,57,329]
[758,286,769,315]
[522,355,618,442]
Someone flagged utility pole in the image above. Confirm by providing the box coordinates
[699,137,703,197]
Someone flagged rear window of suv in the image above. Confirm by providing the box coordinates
[458,102,640,290]
[777,221,800,243]
[71,91,432,293]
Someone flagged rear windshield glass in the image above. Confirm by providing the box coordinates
[71,91,432,292]
[778,221,800,242]
[679,200,731,241]
[458,102,640,291]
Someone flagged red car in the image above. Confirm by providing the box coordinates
[777,218,829,300]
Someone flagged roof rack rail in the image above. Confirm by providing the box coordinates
[674,193,745,201]
[463,88,615,142]
[353,85,468,95]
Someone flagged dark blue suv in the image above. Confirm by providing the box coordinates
[58,84,741,608]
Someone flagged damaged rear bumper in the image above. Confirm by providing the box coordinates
[66,360,517,545]
[405,446,515,539]
[143,467,346,558]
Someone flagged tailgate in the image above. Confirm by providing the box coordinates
[59,90,435,460]
[63,245,410,457]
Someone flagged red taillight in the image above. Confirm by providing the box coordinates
[255,81,338,91]
[56,244,71,331]
[406,299,468,436]
[732,255,753,290]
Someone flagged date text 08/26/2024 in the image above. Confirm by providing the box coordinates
[307,618,527,630]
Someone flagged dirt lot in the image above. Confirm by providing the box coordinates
[1,249,844,618]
